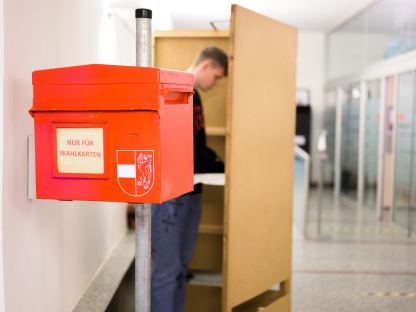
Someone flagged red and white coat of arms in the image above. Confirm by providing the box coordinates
[116,150,155,197]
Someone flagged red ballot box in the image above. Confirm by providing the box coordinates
[29,64,194,203]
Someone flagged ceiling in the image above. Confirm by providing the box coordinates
[110,0,377,32]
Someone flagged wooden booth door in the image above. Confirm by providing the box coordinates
[223,5,297,312]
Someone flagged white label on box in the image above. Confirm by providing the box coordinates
[56,128,104,174]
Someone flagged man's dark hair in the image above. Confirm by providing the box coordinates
[194,46,228,77]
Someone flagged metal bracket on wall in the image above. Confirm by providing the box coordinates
[209,20,230,30]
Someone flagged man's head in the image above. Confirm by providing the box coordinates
[189,46,228,92]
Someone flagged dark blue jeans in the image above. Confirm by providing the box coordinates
[151,193,202,312]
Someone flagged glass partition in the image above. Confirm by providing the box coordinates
[340,84,360,200]
[394,72,415,232]
[293,147,310,237]
[363,80,381,209]
[323,90,337,185]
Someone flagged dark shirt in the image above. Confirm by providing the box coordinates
[192,90,224,193]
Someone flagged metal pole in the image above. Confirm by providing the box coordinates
[136,8,152,67]
[135,8,152,312]
[135,203,152,312]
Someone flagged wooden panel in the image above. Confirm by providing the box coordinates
[257,296,290,312]
[232,290,289,312]
[189,234,222,271]
[154,30,229,38]
[201,185,224,227]
[232,281,290,312]
[185,285,222,312]
[207,136,226,160]
[224,5,297,311]
[153,32,229,128]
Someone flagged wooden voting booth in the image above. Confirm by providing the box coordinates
[153,5,297,312]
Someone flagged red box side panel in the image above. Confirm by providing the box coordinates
[159,102,194,201]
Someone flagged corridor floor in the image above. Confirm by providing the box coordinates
[292,190,416,312]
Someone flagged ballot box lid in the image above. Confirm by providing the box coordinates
[30,64,194,115]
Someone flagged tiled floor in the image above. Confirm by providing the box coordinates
[292,190,416,312]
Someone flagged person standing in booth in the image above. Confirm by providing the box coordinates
[151,46,228,312]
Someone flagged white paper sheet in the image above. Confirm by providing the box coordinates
[194,173,225,186]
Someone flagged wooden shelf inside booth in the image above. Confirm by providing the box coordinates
[199,224,224,235]
[206,126,227,136]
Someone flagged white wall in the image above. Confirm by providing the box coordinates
[0,0,5,310]
[296,31,326,183]
[3,0,129,311]
[296,31,325,182]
